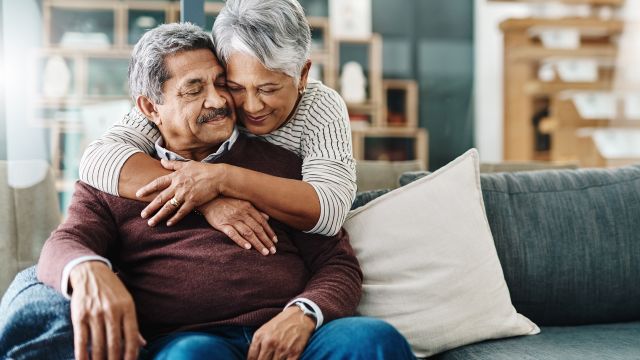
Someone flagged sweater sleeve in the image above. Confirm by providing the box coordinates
[289,229,363,324]
[302,88,357,237]
[37,182,119,294]
[79,107,160,196]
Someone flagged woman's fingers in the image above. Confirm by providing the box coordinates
[136,174,173,199]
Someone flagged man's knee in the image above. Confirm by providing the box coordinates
[305,317,414,359]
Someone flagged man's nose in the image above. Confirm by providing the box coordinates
[204,86,227,109]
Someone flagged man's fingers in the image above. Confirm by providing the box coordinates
[234,222,270,256]
[73,319,90,360]
[166,202,196,226]
[250,211,277,244]
[122,310,142,360]
[89,316,107,360]
[257,339,276,360]
[136,175,173,198]
[105,314,122,360]
[247,339,261,360]
[219,225,252,250]
[244,217,276,254]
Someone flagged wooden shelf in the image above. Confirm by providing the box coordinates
[500,18,624,33]
[508,45,618,62]
[523,79,613,95]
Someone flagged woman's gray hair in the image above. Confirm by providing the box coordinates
[213,0,311,82]
[128,22,215,104]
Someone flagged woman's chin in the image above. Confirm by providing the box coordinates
[241,121,277,135]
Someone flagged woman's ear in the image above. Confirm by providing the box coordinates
[136,96,161,126]
[298,60,312,93]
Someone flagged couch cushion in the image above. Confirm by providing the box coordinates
[345,150,538,357]
[434,322,640,360]
[400,165,640,326]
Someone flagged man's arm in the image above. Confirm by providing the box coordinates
[248,229,363,359]
[37,182,144,360]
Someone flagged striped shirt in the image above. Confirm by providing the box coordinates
[79,79,356,236]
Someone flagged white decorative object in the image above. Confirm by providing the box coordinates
[60,32,110,49]
[345,149,539,358]
[571,92,616,119]
[538,62,556,82]
[624,93,640,120]
[340,61,367,103]
[43,56,72,98]
[329,0,371,39]
[592,128,640,159]
[531,27,580,49]
[555,59,599,82]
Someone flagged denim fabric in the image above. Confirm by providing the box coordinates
[434,322,640,360]
[0,266,74,360]
[399,166,640,326]
[146,317,416,360]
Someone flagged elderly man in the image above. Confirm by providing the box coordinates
[9,23,416,360]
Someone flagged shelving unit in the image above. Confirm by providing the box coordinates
[500,8,627,163]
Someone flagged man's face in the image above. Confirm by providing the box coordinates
[154,49,235,153]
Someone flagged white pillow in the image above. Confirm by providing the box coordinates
[345,149,539,358]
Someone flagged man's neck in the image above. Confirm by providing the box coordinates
[169,145,221,162]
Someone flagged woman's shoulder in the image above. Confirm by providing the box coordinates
[299,79,348,126]
[303,79,344,106]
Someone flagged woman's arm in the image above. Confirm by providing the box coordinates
[79,107,162,198]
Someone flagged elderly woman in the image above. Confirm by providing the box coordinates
[79,0,355,254]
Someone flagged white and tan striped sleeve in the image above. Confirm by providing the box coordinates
[302,88,357,236]
[79,107,160,196]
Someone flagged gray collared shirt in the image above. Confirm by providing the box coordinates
[154,127,240,163]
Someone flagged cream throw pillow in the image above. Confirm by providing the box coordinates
[344,149,539,358]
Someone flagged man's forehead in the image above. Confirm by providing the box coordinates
[164,49,224,81]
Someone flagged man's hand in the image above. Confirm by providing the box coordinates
[200,197,277,256]
[137,160,226,227]
[247,306,316,360]
[69,261,145,360]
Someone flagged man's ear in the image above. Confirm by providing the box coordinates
[298,60,312,94]
[136,96,162,126]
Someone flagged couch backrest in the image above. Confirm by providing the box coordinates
[0,161,61,295]
[392,165,640,326]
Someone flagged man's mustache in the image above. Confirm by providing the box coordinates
[197,107,232,124]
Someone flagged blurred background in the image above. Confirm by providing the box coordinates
[0,0,639,215]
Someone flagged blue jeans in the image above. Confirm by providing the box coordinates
[0,266,74,360]
[145,318,415,360]
[1,267,415,360]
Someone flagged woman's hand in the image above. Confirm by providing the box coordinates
[200,197,278,256]
[137,159,226,227]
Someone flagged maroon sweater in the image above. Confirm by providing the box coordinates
[37,134,362,339]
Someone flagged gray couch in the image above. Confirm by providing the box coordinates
[353,164,640,359]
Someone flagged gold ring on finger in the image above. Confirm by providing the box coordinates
[169,197,181,208]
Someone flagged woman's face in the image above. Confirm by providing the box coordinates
[225,52,309,135]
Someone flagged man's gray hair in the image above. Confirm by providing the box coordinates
[128,22,215,104]
[213,0,311,82]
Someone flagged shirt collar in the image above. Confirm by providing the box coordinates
[154,127,239,163]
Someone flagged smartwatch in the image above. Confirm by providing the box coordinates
[293,301,318,323]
